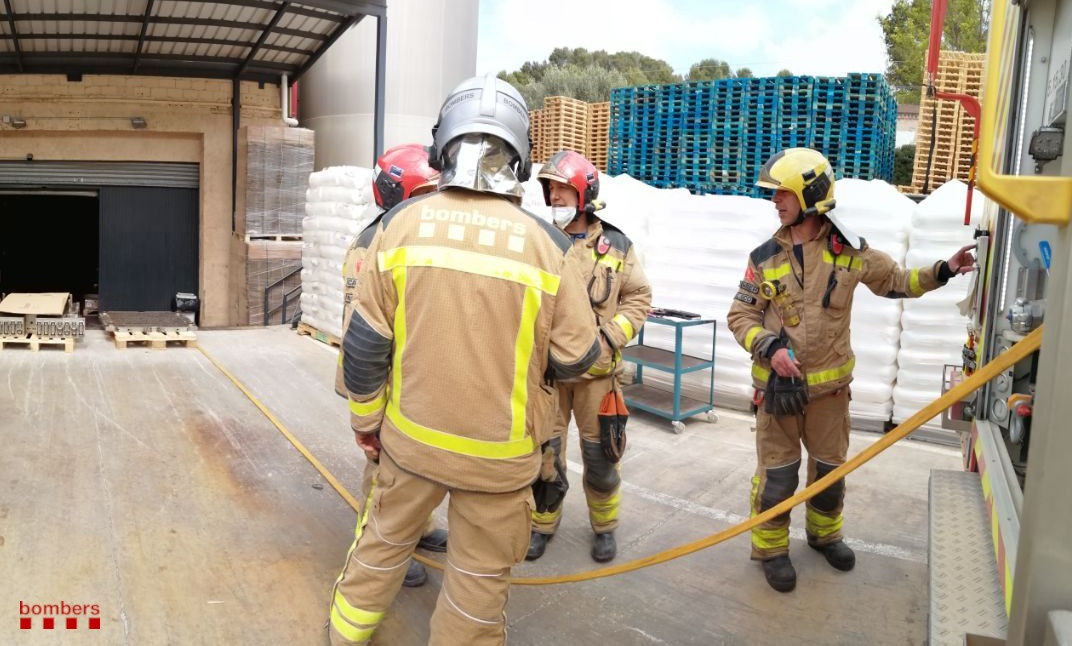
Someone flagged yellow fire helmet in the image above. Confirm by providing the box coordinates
[755,147,861,248]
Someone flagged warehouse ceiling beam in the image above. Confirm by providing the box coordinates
[237,1,291,78]
[6,32,314,57]
[2,0,23,72]
[179,0,346,23]
[9,13,328,42]
[293,0,384,18]
[132,0,155,74]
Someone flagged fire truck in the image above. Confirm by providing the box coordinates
[927,0,1072,643]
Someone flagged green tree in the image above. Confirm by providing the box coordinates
[893,144,916,186]
[736,67,754,79]
[776,69,794,77]
[686,58,731,81]
[878,0,989,103]
[514,64,629,107]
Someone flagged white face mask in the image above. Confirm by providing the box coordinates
[551,206,579,228]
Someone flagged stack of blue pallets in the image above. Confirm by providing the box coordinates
[608,73,897,196]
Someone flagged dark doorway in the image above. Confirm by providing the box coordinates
[99,186,198,311]
[0,193,99,305]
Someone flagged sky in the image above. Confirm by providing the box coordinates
[476,0,898,79]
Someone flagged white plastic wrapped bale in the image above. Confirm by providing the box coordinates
[892,180,980,429]
[623,187,772,412]
[833,179,914,424]
[300,166,379,339]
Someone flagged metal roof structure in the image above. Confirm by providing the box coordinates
[0,0,386,83]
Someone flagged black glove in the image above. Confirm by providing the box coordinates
[532,442,569,513]
[763,373,809,416]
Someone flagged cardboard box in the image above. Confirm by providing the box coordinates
[0,292,72,316]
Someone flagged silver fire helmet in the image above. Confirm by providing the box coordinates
[430,74,531,182]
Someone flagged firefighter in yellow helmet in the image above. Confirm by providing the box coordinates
[525,150,652,563]
[726,147,976,592]
[333,143,445,588]
[327,75,600,645]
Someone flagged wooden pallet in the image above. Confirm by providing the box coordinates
[0,333,75,352]
[297,321,341,347]
[111,327,198,350]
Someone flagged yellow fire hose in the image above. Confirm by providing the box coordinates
[200,325,1043,586]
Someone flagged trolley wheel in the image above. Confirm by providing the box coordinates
[705,411,719,424]
[671,420,686,434]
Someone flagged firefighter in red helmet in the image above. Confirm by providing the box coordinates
[525,150,653,563]
[334,143,444,589]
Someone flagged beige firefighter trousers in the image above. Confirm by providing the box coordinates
[749,388,850,560]
[329,451,532,646]
[531,376,622,535]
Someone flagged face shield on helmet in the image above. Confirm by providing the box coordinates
[372,143,440,211]
[538,150,600,228]
[428,74,532,200]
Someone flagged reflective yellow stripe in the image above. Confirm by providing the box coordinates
[333,590,385,626]
[532,509,561,524]
[383,247,540,459]
[511,288,540,442]
[762,263,792,281]
[909,268,923,295]
[589,491,620,524]
[330,604,378,643]
[751,525,790,549]
[821,250,862,270]
[390,266,407,409]
[805,507,843,537]
[612,313,634,340]
[380,245,561,295]
[349,392,386,416]
[592,249,623,271]
[744,326,763,352]
[386,403,535,459]
[752,356,855,386]
[586,350,621,376]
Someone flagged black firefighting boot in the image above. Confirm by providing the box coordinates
[402,559,427,587]
[761,555,797,592]
[417,528,448,553]
[526,531,551,561]
[809,539,855,571]
[591,531,617,562]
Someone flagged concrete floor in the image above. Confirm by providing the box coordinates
[1,326,961,645]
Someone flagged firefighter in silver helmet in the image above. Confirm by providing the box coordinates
[727,147,976,593]
[525,150,652,564]
[327,75,600,645]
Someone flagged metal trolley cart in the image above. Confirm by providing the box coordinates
[621,314,717,433]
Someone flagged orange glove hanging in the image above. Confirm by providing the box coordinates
[598,386,629,463]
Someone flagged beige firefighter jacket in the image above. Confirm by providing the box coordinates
[343,189,601,492]
[570,217,652,379]
[727,219,950,399]
[335,218,382,396]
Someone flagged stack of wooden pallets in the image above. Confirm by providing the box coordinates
[910,50,985,193]
[587,101,610,172]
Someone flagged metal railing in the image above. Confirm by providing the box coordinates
[263,265,303,326]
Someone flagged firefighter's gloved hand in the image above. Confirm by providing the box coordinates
[763,374,809,416]
[532,442,568,513]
